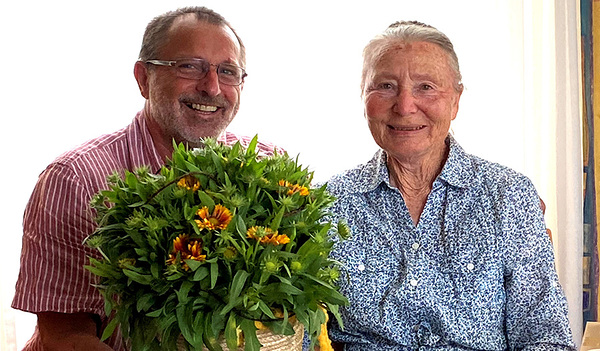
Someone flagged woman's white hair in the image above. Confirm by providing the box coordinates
[361,21,463,94]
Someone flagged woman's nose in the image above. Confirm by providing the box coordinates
[393,89,418,115]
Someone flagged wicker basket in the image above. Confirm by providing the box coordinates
[176,318,304,351]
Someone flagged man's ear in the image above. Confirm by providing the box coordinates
[134,61,150,99]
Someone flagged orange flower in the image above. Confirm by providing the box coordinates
[166,234,206,270]
[195,204,233,230]
[246,226,291,246]
[278,179,309,196]
[177,175,200,192]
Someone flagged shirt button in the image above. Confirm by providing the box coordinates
[410,279,418,287]
[411,242,420,250]
[358,264,365,271]
[467,263,475,271]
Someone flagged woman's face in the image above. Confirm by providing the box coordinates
[363,41,462,163]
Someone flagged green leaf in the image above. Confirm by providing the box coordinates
[221,270,249,315]
[230,270,250,301]
[84,265,114,278]
[240,318,260,351]
[328,304,345,330]
[100,318,119,341]
[177,301,202,349]
[192,311,206,349]
[224,313,238,350]
[247,135,258,155]
[183,160,201,173]
[197,190,216,209]
[257,300,276,319]
[176,281,194,304]
[185,258,203,271]
[193,266,210,282]
[235,214,248,237]
[210,150,225,180]
[275,281,303,295]
[123,269,153,285]
[136,293,155,312]
[210,262,219,289]
[146,308,163,318]
[203,312,223,351]
[270,206,285,232]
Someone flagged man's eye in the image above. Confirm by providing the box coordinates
[178,63,203,71]
[219,65,240,77]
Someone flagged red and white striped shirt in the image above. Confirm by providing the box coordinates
[12,110,280,350]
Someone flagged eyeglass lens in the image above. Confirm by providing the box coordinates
[175,59,244,85]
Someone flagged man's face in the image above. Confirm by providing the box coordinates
[140,17,243,147]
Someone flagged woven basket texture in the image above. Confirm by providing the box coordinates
[175,319,304,351]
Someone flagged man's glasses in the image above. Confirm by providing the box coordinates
[145,58,246,86]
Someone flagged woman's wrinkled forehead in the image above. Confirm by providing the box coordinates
[363,39,462,93]
[366,42,452,78]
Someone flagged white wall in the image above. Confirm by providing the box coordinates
[0,0,580,349]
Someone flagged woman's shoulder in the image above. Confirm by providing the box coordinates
[325,150,385,198]
[464,152,537,196]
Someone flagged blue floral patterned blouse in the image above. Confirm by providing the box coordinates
[324,136,575,351]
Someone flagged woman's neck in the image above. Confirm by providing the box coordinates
[387,146,448,225]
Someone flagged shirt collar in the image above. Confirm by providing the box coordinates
[356,134,476,193]
[133,109,164,172]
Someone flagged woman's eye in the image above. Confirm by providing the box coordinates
[420,84,434,90]
[378,83,395,90]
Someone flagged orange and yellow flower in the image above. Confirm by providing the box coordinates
[195,204,233,230]
[246,226,290,246]
[278,180,309,196]
[166,234,206,270]
[177,175,200,192]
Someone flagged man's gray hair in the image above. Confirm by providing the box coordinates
[361,21,463,94]
[138,6,246,68]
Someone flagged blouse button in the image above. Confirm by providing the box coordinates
[358,264,365,271]
[410,279,418,287]
[467,263,475,271]
[411,242,420,250]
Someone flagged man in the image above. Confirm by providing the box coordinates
[12,7,279,350]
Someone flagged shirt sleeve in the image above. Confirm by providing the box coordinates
[501,177,575,350]
[12,162,105,316]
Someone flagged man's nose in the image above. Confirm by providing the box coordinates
[196,67,221,96]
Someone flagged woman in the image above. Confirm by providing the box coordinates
[325,21,575,350]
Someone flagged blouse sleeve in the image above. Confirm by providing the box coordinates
[500,177,575,350]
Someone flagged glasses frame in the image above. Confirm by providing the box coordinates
[144,58,247,86]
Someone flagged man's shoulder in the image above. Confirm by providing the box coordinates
[52,125,131,173]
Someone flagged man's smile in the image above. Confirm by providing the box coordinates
[186,103,219,112]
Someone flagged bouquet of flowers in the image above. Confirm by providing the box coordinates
[85,137,349,351]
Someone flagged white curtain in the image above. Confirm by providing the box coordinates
[521,0,583,345]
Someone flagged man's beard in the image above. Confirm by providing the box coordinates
[149,92,239,148]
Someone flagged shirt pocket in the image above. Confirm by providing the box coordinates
[440,248,503,301]
[338,243,404,325]
[336,240,400,290]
